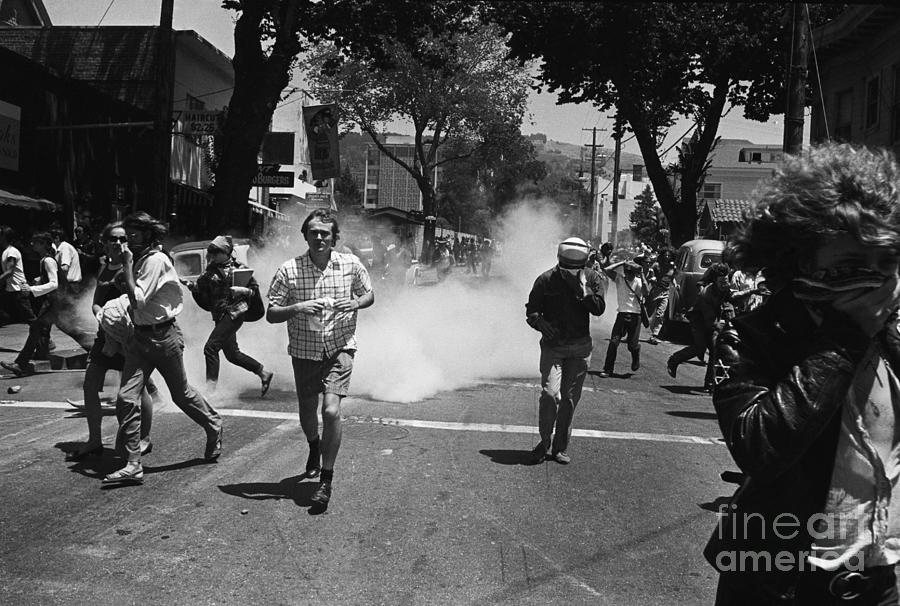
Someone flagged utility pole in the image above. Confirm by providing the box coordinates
[151,0,176,221]
[783,1,809,154]
[610,115,623,247]
[582,126,606,240]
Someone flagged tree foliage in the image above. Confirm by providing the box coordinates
[300,21,530,256]
[490,2,845,246]
[215,0,479,233]
[630,185,669,251]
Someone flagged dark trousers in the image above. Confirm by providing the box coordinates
[16,297,94,367]
[603,312,641,372]
[0,291,36,326]
[204,315,262,384]
[668,316,715,387]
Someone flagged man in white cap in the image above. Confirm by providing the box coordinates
[525,237,606,464]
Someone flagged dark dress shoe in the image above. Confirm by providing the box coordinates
[310,482,332,508]
[205,427,223,461]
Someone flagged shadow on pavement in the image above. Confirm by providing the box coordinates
[587,370,635,379]
[698,495,733,512]
[479,449,539,466]
[219,475,326,514]
[660,384,709,396]
[144,458,214,474]
[666,410,719,420]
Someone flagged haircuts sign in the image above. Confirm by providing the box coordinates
[0,100,20,172]
[302,104,340,180]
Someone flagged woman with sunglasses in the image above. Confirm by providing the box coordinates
[67,222,157,461]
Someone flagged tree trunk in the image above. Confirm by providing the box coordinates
[213,0,301,234]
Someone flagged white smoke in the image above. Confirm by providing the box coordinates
[110,201,599,406]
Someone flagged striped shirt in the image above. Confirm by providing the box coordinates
[268,250,372,360]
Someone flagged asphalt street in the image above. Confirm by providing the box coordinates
[0,289,735,605]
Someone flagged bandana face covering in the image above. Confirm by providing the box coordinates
[792,265,887,302]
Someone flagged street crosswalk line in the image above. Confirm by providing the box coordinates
[0,400,725,446]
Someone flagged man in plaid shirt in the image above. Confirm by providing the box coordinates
[267,209,374,510]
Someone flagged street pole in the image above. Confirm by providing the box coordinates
[610,116,623,248]
[783,1,809,155]
[152,0,176,222]
[582,126,606,240]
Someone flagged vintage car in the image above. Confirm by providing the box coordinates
[666,238,726,324]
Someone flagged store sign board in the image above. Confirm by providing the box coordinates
[175,110,222,135]
[0,100,21,172]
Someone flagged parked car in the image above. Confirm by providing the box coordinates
[170,238,251,283]
[666,238,726,324]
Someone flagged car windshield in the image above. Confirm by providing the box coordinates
[699,253,722,269]
[174,252,203,277]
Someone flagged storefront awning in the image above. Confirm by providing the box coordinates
[0,188,60,212]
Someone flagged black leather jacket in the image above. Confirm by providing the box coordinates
[703,288,896,577]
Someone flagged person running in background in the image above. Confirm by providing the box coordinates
[52,228,83,295]
[647,249,675,344]
[187,235,273,396]
[103,212,222,485]
[1,232,94,377]
[267,209,375,510]
[67,222,158,461]
[525,237,606,464]
[598,258,648,377]
[0,226,31,327]
[666,262,732,391]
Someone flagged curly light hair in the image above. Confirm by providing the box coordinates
[728,142,900,286]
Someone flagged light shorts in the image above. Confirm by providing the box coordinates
[291,351,355,397]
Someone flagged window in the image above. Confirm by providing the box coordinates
[835,89,853,141]
[700,182,722,199]
[699,253,722,269]
[866,76,880,129]
[750,152,762,163]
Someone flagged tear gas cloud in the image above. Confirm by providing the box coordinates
[67,202,589,406]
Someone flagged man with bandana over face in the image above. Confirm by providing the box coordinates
[525,237,606,465]
[705,143,900,605]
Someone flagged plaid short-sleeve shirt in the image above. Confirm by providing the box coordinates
[267,250,373,360]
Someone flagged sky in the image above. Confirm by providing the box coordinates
[42,0,793,158]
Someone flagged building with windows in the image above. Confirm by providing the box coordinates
[363,135,441,212]
[0,16,234,237]
[810,5,900,153]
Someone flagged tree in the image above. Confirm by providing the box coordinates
[300,23,530,259]
[215,0,478,233]
[630,185,669,251]
[491,2,844,246]
[333,164,362,209]
[437,123,546,233]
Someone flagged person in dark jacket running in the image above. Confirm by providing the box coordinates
[187,235,273,396]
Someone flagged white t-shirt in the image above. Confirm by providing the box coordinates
[1,245,27,292]
[614,268,644,314]
[56,240,82,283]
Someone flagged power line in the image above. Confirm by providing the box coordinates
[96,0,116,26]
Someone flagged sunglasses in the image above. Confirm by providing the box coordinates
[107,236,128,243]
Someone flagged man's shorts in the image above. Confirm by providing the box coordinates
[291,351,355,397]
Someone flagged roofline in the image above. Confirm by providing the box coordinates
[813,5,889,51]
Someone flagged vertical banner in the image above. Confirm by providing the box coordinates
[302,104,340,180]
[0,100,21,172]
